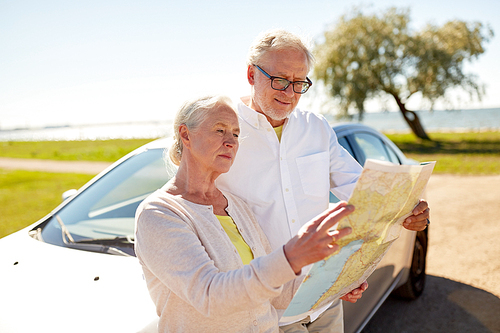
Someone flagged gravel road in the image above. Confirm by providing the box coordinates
[363,174,500,333]
[0,157,112,174]
[1,158,499,332]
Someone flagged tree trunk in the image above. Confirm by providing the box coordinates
[391,94,431,140]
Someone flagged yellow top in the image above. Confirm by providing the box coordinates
[274,125,283,142]
[216,214,254,265]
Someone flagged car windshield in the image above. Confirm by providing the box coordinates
[39,148,175,256]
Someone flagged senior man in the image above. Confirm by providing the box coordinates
[217,29,430,332]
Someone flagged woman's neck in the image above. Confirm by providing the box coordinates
[164,165,228,214]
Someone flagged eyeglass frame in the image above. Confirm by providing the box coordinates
[253,64,313,94]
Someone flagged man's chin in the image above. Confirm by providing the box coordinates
[267,104,294,119]
[271,109,293,121]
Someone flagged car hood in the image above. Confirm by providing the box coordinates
[0,228,158,333]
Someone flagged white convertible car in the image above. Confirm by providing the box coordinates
[0,123,427,333]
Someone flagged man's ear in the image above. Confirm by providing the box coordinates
[179,124,191,149]
[247,65,255,85]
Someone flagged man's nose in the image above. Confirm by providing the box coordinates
[283,83,296,97]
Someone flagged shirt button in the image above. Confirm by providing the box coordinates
[292,219,296,223]
[253,320,258,326]
[285,188,289,192]
[252,247,257,251]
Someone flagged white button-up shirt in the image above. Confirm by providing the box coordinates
[217,100,363,323]
[218,101,362,250]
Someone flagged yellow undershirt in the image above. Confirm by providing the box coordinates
[274,125,283,142]
[216,215,254,265]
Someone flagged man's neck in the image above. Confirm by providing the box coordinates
[242,95,286,128]
[265,116,286,128]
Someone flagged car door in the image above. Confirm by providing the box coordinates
[337,130,416,333]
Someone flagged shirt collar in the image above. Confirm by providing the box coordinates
[237,100,264,129]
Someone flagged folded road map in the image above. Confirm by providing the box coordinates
[281,159,436,323]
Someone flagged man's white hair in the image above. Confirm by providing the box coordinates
[246,29,315,71]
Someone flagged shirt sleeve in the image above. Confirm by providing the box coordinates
[326,121,363,201]
[135,200,297,317]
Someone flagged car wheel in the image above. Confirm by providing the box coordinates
[392,229,428,300]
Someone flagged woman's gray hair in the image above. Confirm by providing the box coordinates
[169,95,234,166]
[247,29,315,71]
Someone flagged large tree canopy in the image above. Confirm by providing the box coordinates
[314,7,493,140]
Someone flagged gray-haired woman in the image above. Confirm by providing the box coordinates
[135,95,354,333]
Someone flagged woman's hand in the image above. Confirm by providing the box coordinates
[283,202,354,274]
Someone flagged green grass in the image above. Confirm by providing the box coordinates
[385,131,500,175]
[0,138,156,162]
[0,169,93,239]
[1,132,498,239]
[1,132,499,175]
[0,139,156,239]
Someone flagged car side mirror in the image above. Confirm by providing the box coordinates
[62,189,78,201]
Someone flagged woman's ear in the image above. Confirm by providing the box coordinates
[179,124,191,149]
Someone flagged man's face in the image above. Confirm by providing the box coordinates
[248,48,309,127]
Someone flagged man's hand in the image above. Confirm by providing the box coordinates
[340,281,368,303]
[403,199,430,231]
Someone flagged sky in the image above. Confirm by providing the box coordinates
[1,0,499,129]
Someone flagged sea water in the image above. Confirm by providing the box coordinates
[359,108,500,133]
[1,108,499,141]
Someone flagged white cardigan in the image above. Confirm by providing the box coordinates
[135,188,297,333]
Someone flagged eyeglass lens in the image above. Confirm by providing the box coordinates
[254,64,311,94]
[271,78,310,94]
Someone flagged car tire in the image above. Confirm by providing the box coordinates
[392,229,428,300]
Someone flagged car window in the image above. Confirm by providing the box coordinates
[40,148,174,254]
[384,143,401,164]
[353,132,391,165]
[337,136,354,157]
[330,129,404,204]
[89,157,168,217]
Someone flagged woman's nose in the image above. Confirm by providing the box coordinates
[225,135,237,147]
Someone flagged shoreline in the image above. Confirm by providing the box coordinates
[0,128,499,142]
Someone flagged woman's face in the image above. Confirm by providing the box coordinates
[186,103,240,174]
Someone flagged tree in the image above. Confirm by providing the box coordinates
[314,7,493,140]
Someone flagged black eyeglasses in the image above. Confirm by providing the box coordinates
[253,64,312,94]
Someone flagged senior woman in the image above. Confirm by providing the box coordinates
[135,95,355,333]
